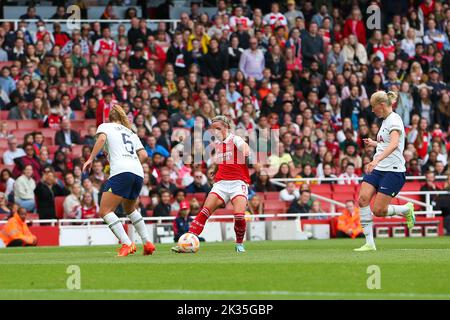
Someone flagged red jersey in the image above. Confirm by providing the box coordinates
[81,205,98,219]
[214,134,250,184]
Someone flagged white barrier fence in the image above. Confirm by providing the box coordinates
[0,210,442,246]
[271,176,450,217]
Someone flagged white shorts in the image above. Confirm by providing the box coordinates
[210,180,248,204]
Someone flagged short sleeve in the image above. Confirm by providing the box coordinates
[388,115,403,133]
[96,123,108,136]
[133,134,145,151]
[233,135,245,150]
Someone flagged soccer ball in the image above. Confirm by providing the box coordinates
[177,233,200,253]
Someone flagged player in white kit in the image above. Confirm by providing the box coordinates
[356,91,415,251]
[82,105,156,257]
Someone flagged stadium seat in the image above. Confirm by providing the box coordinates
[332,193,355,203]
[0,111,9,120]
[0,139,8,148]
[70,121,87,130]
[310,184,332,194]
[73,111,86,120]
[192,193,206,203]
[139,196,152,208]
[71,145,84,157]
[332,184,356,193]
[54,196,66,219]
[402,182,422,191]
[264,192,280,200]
[19,120,42,130]
[264,201,286,214]
[3,121,18,130]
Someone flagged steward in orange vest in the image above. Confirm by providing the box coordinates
[0,209,37,247]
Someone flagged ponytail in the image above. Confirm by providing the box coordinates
[370,90,398,108]
[109,104,133,131]
[386,91,398,108]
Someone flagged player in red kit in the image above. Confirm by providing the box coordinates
[172,116,251,253]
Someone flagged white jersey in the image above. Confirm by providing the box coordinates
[374,112,406,172]
[96,123,145,178]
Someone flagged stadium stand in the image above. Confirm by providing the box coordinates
[0,0,449,240]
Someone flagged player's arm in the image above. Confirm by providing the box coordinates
[234,135,250,157]
[366,130,400,173]
[137,148,148,164]
[82,132,106,172]
[363,138,378,148]
[209,163,218,179]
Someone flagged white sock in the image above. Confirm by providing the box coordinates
[128,210,150,243]
[103,212,132,245]
[359,206,375,247]
[387,204,409,217]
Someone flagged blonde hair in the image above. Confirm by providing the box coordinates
[211,115,232,128]
[370,91,398,108]
[109,104,132,130]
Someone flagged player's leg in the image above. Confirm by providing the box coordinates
[188,192,224,236]
[376,172,415,229]
[123,198,155,255]
[100,175,135,256]
[231,195,247,253]
[99,191,133,247]
[355,181,377,251]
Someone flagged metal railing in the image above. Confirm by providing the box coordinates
[271,175,449,184]
[0,210,443,225]
[270,176,449,218]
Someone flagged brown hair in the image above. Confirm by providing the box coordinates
[108,104,132,130]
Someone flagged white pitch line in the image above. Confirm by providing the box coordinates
[0,288,449,299]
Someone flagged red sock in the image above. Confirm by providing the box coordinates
[189,207,211,236]
[234,213,246,244]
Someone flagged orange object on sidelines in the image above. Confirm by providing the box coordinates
[337,207,363,239]
[0,213,37,246]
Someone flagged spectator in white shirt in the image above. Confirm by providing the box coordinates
[3,137,26,165]
[337,163,359,185]
[13,165,36,212]
[230,5,253,31]
[239,37,265,80]
[263,3,288,27]
[280,181,300,201]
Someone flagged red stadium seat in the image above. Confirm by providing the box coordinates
[19,120,42,130]
[71,145,84,157]
[139,196,152,208]
[0,61,14,69]
[264,201,286,214]
[192,193,206,203]
[70,121,86,130]
[0,139,8,148]
[402,181,422,191]
[0,111,8,120]
[47,145,60,154]
[332,184,356,193]
[264,192,280,200]
[0,164,14,172]
[54,196,66,219]
[310,184,332,194]
[3,121,18,130]
[332,193,355,203]
[73,111,86,120]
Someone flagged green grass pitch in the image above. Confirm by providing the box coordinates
[0,238,449,300]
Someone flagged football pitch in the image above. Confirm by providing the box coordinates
[0,238,449,300]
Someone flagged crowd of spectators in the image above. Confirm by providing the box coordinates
[0,0,449,223]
